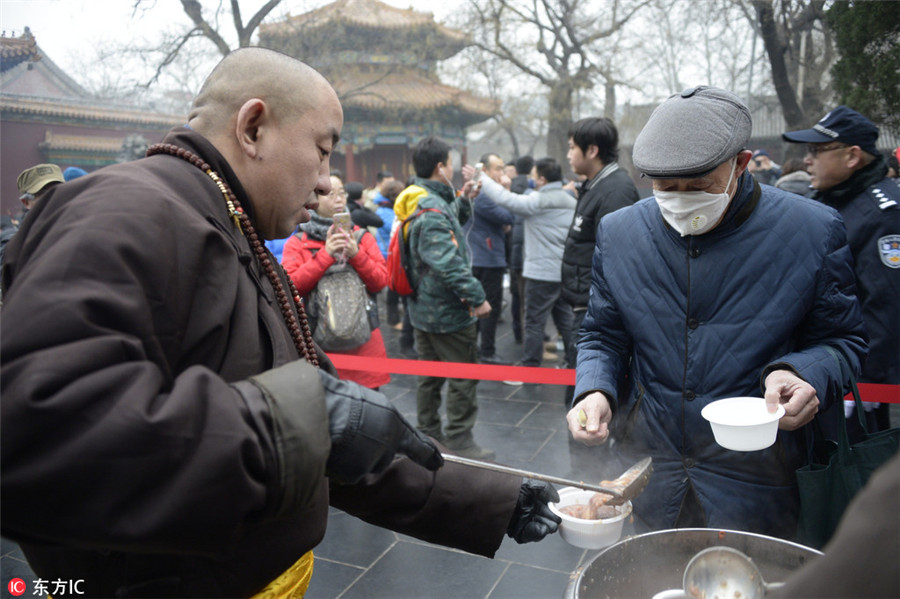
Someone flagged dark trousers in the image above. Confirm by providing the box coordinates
[509,267,525,343]
[400,296,414,349]
[472,266,505,357]
[386,288,401,324]
[522,278,575,367]
[414,324,479,440]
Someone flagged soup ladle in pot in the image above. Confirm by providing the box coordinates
[653,546,784,599]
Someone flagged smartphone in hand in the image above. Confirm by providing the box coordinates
[333,211,352,231]
[471,162,484,183]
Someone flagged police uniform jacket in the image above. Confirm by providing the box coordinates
[814,155,900,385]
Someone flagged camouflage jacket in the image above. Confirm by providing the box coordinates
[400,178,485,333]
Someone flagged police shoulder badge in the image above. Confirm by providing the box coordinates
[878,235,900,269]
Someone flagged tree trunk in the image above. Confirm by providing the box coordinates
[547,82,575,166]
[504,125,521,160]
[604,81,617,120]
[754,0,806,130]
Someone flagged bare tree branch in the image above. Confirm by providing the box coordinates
[145,28,206,87]
[582,0,652,45]
[180,0,232,55]
[242,0,283,47]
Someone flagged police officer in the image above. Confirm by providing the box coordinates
[784,106,900,439]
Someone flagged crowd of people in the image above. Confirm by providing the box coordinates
[2,46,899,597]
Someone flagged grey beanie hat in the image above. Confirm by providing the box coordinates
[633,86,752,178]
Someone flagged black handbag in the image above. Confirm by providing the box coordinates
[796,347,900,548]
[366,292,380,331]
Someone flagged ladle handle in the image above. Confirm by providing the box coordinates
[440,454,626,499]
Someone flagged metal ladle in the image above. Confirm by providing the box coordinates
[440,455,652,506]
[652,546,784,599]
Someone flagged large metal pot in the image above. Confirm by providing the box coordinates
[563,528,822,599]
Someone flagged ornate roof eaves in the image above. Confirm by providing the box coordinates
[1,42,89,98]
[0,94,183,129]
[262,0,467,45]
[0,28,41,73]
[39,130,125,152]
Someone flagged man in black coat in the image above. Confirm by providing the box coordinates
[562,118,640,337]
[562,118,639,402]
[560,117,640,475]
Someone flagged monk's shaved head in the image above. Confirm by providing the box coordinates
[189,47,332,136]
[185,47,343,240]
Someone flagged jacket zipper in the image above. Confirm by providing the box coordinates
[682,238,692,453]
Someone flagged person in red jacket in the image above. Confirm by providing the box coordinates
[282,173,391,388]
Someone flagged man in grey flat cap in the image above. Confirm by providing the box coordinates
[566,86,867,539]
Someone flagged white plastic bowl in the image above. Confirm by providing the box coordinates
[549,487,632,549]
[701,397,785,451]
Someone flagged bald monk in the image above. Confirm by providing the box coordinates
[1,48,560,598]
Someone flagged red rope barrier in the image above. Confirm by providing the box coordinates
[329,354,572,385]
[328,354,900,403]
[846,385,900,404]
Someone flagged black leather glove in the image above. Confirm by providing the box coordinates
[318,369,443,483]
[507,479,561,544]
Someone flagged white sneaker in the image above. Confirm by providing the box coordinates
[502,379,523,386]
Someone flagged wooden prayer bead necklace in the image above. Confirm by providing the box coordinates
[146,143,319,367]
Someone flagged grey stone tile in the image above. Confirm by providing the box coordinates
[340,540,506,599]
[493,532,586,573]
[471,422,556,463]
[520,401,569,430]
[314,511,397,569]
[1,536,24,558]
[488,563,574,599]
[474,379,526,400]
[1,553,36,582]
[304,558,364,599]
[474,396,540,426]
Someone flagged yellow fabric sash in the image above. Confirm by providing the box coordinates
[47,553,313,599]
[250,551,314,599]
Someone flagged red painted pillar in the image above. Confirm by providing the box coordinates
[344,143,356,182]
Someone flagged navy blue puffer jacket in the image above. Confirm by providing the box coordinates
[575,173,867,539]
[464,190,514,268]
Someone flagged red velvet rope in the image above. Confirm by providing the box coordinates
[328,354,900,403]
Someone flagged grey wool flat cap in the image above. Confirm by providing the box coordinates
[633,86,752,178]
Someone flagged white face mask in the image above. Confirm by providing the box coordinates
[654,159,737,236]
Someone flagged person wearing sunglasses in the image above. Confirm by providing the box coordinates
[783,106,900,443]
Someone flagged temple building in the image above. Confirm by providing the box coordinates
[258,0,496,186]
[0,28,181,217]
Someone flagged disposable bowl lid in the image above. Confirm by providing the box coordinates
[701,397,785,427]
